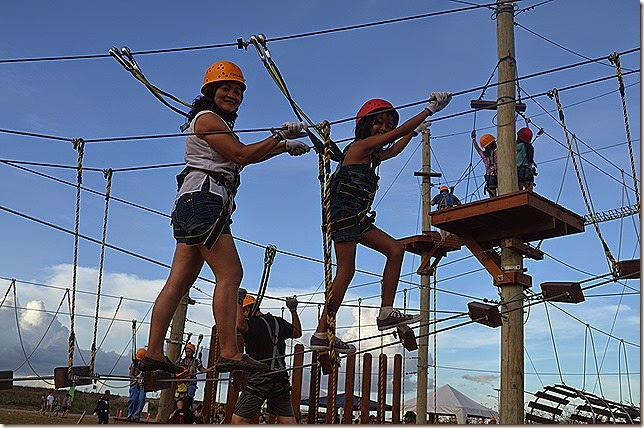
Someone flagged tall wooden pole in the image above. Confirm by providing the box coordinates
[496,0,525,424]
[158,293,190,422]
[416,127,432,424]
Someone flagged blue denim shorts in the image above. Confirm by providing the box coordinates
[172,189,231,248]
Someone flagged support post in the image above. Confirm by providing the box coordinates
[343,353,356,424]
[496,0,525,424]
[416,126,432,424]
[158,293,190,422]
[360,353,372,424]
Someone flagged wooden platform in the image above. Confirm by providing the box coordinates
[399,231,462,275]
[429,190,585,249]
[399,231,461,255]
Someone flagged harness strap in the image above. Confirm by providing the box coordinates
[176,166,240,195]
[335,181,376,201]
[258,315,284,372]
[330,210,375,234]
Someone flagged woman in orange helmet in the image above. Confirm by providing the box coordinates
[310,92,452,353]
[473,133,498,197]
[139,61,309,375]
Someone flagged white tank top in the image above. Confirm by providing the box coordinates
[175,110,243,209]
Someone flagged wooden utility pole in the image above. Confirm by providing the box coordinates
[158,293,191,422]
[415,127,432,424]
[496,0,525,424]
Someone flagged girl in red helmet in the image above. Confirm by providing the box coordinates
[140,61,309,375]
[310,92,452,354]
[516,127,536,191]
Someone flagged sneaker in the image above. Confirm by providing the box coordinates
[215,354,268,373]
[376,308,422,331]
[309,334,356,354]
[138,356,184,374]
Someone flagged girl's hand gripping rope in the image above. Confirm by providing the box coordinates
[285,139,310,156]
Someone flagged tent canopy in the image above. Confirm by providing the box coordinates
[404,384,498,424]
[301,393,392,411]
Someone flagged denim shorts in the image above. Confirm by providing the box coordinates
[172,189,231,248]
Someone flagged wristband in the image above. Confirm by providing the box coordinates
[271,130,286,143]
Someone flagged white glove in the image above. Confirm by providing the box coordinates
[413,121,431,136]
[277,121,305,140]
[285,139,310,156]
[427,92,452,114]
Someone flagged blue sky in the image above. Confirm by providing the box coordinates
[0,0,640,414]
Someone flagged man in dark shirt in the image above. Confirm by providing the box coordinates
[94,390,110,424]
[231,289,302,424]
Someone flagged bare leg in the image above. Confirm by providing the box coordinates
[199,234,243,360]
[360,228,404,307]
[231,414,250,424]
[277,415,297,424]
[146,244,204,361]
[316,240,357,333]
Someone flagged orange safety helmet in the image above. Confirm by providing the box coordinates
[480,134,496,148]
[135,348,147,361]
[440,185,448,192]
[356,98,399,127]
[201,61,246,95]
[243,294,256,308]
[184,342,196,353]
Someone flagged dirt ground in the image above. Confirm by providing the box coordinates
[0,406,116,425]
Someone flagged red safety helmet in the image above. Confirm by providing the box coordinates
[517,127,533,143]
[356,99,399,127]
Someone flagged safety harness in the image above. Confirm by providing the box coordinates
[258,314,285,372]
[328,145,380,234]
[243,314,290,400]
[174,167,240,248]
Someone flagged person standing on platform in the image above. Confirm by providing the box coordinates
[138,60,309,376]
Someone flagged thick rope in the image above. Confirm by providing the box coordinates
[609,52,640,212]
[549,89,618,276]
[90,168,113,376]
[320,121,337,366]
[68,138,85,380]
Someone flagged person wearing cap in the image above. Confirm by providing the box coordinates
[431,185,461,210]
[176,342,209,401]
[430,185,461,239]
[231,289,302,424]
[516,127,536,191]
[473,133,498,197]
[126,348,148,421]
[139,61,309,376]
[310,92,452,354]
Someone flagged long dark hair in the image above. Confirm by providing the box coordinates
[354,110,397,141]
[186,82,243,129]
